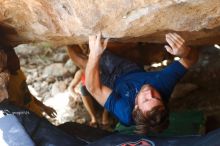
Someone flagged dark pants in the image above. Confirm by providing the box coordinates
[0,100,86,146]
[80,84,91,97]
[100,50,143,88]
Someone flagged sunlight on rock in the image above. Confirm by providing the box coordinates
[214,44,220,50]
[162,60,168,66]
[43,91,74,125]
[150,59,169,69]
[44,91,69,109]
[174,57,180,61]
[151,62,162,68]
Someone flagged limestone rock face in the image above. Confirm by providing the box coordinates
[0,0,220,47]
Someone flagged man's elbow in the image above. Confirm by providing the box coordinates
[85,84,93,94]
[86,83,102,98]
[85,83,96,95]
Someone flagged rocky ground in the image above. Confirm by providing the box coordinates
[15,44,89,126]
[15,44,220,132]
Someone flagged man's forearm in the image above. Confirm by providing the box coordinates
[86,33,112,106]
[85,54,112,106]
[85,55,103,102]
[179,47,199,69]
[86,55,100,92]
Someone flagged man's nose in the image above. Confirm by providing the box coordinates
[148,90,154,99]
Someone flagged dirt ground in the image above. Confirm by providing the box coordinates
[169,46,220,132]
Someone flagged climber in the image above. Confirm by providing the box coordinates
[85,32,199,134]
[67,45,110,128]
[0,45,57,118]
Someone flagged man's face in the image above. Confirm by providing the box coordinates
[135,84,164,115]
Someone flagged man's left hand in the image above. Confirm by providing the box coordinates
[89,32,109,57]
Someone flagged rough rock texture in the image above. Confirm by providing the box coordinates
[0,0,220,47]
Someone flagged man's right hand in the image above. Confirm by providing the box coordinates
[165,33,199,69]
[165,33,191,58]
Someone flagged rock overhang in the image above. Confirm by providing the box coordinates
[0,0,220,47]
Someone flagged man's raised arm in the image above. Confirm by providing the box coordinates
[165,33,199,69]
[85,33,112,106]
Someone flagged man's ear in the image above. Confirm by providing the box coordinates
[134,104,138,110]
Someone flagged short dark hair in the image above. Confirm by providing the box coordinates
[132,104,169,134]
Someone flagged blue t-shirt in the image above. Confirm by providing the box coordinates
[104,61,187,125]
